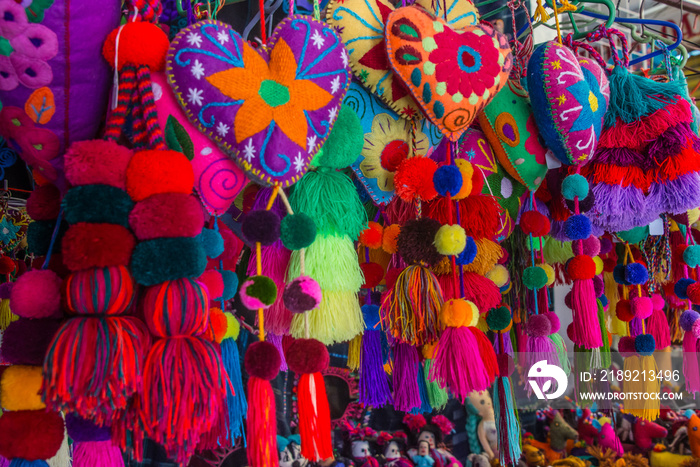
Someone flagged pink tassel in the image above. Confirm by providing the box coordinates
[73,441,125,467]
[646,307,671,349]
[684,331,700,393]
[571,279,603,349]
[430,327,490,401]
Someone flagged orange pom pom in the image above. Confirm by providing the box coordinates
[209,307,228,343]
[126,150,194,201]
[382,224,401,254]
[103,22,169,71]
[394,157,438,202]
[359,222,383,249]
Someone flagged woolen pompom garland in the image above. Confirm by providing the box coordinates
[434,225,467,256]
[62,223,135,272]
[64,140,133,189]
[129,194,204,240]
[199,229,224,259]
[141,278,209,337]
[9,269,62,319]
[125,150,194,202]
[62,185,135,228]
[240,275,278,310]
[433,165,463,197]
[286,338,329,375]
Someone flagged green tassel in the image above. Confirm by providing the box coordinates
[605,66,688,126]
[288,234,364,291]
[598,299,611,368]
[549,333,571,376]
[290,168,368,240]
[424,359,448,410]
[542,237,573,264]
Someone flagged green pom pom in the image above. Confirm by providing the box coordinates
[199,228,224,258]
[62,185,134,227]
[240,275,277,309]
[312,105,364,169]
[131,237,208,286]
[486,306,512,331]
[617,225,648,244]
[561,174,589,201]
[280,213,317,250]
[525,236,544,251]
[27,220,67,256]
[523,266,548,290]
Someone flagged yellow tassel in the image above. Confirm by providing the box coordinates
[604,272,627,336]
[622,355,643,416]
[463,238,503,276]
[347,334,362,371]
[533,0,550,22]
[558,0,578,12]
[430,256,452,276]
[476,316,489,333]
[640,355,660,421]
[0,299,18,331]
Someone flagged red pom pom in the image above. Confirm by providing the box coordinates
[0,410,65,460]
[199,269,224,300]
[62,223,135,271]
[618,336,637,356]
[103,22,169,71]
[567,255,596,280]
[520,211,551,237]
[286,338,329,374]
[603,258,617,273]
[0,256,15,274]
[689,282,700,305]
[245,341,281,380]
[126,150,194,202]
[471,166,485,195]
[385,267,402,290]
[64,140,133,188]
[361,262,385,289]
[130,193,204,240]
[616,299,634,322]
[10,269,62,318]
[26,184,61,220]
[394,157,438,202]
[359,222,383,249]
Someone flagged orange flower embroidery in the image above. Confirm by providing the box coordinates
[206,38,333,149]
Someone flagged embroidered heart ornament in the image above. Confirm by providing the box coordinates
[386,5,513,142]
[326,0,478,120]
[167,18,350,187]
[527,41,610,166]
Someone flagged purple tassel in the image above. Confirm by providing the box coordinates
[571,279,603,349]
[267,332,287,372]
[629,317,643,337]
[593,147,649,168]
[591,183,655,232]
[647,173,700,215]
[392,343,421,412]
[549,221,568,242]
[0,456,8,467]
[684,331,700,393]
[430,327,490,402]
[493,331,513,356]
[360,330,392,408]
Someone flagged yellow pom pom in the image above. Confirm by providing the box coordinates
[382,224,401,254]
[466,300,480,327]
[0,365,45,411]
[224,312,240,340]
[422,343,437,359]
[434,224,467,256]
[440,298,477,328]
[593,256,603,276]
[453,159,474,200]
[690,208,700,225]
[486,264,509,288]
[539,263,555,286]
[476,316,489,332]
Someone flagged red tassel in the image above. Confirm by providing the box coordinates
[247,377,279,467]
[469,327,498,380]
[298,372,333,461]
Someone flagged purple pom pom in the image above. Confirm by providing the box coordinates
[593,275,604,297]
[544,312,561,333]
[680,310,700,332]
[526,314,551,337]
[599,237,613,255]
[0,318,62,365]
[241,210,281,246]
[65,413,112,442]
[283,276,322,313]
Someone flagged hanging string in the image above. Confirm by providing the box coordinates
[313,0,320,21]
[552,0,563,44]
[259,0,267,44]
[256,184,281,341]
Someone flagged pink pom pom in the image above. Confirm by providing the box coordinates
[526,314,551,337]
[64,140,133,188]
[10,269,62,318]
[651,293,665,311]
[581,236,601,257]
[692,319,700,339]
[545,312,561,333]
[631,296,653,319]
[198,270,224,301]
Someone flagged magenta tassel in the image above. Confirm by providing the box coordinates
[684,331,700,393]
[360,330,392,408]
[571,279,603,349]
[73,441,125,467]
[646,307,671,349]
[430,327,490,401]
[392,343,421,412]
[267,332,287,372]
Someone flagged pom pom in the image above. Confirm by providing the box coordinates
[219,226,242,261]
[526,314,551,337]
[240,275,278,310]
[200,229,224,258]
[26,184,61,220]
[280,213,317,251]
[455,236,478,266]
[62,185,135,228]
[545,312,561,333]
[635,334,655,356]
[313,104,363,169]
[675,278,695,300]
[685,245,700,268]
[62,223,135,271]
[651,293,665,311]
[65,414,111,442]
[359,222,384,249]
[618,336,637,356]
[600,294,609,307]
[593,275,604,297]
[244,341,281,380]
[362,304,381,329]
[130,237,207,286]
[680,310,700,332]
[616,299,634,322]
[103,21,169,70]
[564,214,592,241]
[0,365,44,411]
[581,236,601,257]
[440,298,478,328]
[540,263,555,286]
[487,306,511,331]
[568,255,596,280]
[0,410,65,460]
[625,263,649,285]
[453,159,474,200]
[283,276,322,313]
[199,269,224,300]
[593,256,604,275]
[632,296,654,319]
[223,312,240,340]
[689,282,700,305]
[0,256,14,275]
[0,282,11,299]
[141,278,209,336]
[564,291,573,309]
[360,262,385,289]
[209,307,228,343]
[129,193,204,240]
[523,266,548,289]
[613,264,629,285]
[0,318,62,365]
[125,149,194,202]
[565,191,595,213]
[486,264,509,288]
[9,269,62,318]
[434,224,467,256]
[693,320,700,339]
[64,140,133,188]
[382,224,401,254]
[242,210,281,246]
[397,217,442,266]
[433,165,463,196]
[561,174,589,201]
[394,157,438,202]
[285,338,329,374]
[221,269,239,301]
[520,211,551,237]
[599,237,613,255]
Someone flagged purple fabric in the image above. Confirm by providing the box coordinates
[65,413,112,442]
[360,330,392,408]
[648,173,700,215]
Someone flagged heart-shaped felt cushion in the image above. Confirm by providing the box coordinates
[345,81,443,205]
[167,18,350,187]
[326,0,478,120]
[477,79,548,191]
[386,5,513,142]
[527,41,610,166]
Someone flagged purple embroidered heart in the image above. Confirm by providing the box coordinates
[167,18,351,187]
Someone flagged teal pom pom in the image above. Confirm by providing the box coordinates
[27,220,66,256]
[487,306,511,331]
[617,225,648,244]
[564,214,591,241]
[220,270,239,300]
[313,104,364,169]
[280,213,317,250]
[433,165,463,197]
[62,185,134,227]
[561,174,589,201]
[199,228,224,259]
[685,245,700,268]
[131,237,208,286]
[523,266,548,290]
[635,334,655,356]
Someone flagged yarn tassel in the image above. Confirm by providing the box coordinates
[570,278,603,349]
[0,299,17,330]
[494,376,521,466]
[411,361,432,414]
[683,331,700,393]
[640,355,660,421]
[470,327,498,381]
[72,441,123,467]
[221,337,247,441]
[549,333,571,375]
[247,376,279,467]
[298,372,333,461]
[597,301,612,368]
[423,358,448,410]
[347,333,361,371]
[494,331,513,356]
[359,330,392,408]
[622,353,644,416]
[290,290,363,345]
[267,332,288,372]
[392,343,421,412]
[8,461,50,467]
[463,238,503,276]
[647,307,671,350]
[430,327,491,401]
[525,333,558,371]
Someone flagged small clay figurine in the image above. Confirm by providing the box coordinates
[411,441,435,467]
[343,421,381,467]
[404,414,463,467]
[278,435,309,467]
[377,431,413,467]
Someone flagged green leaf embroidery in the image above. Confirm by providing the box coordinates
[165,115,195,160]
